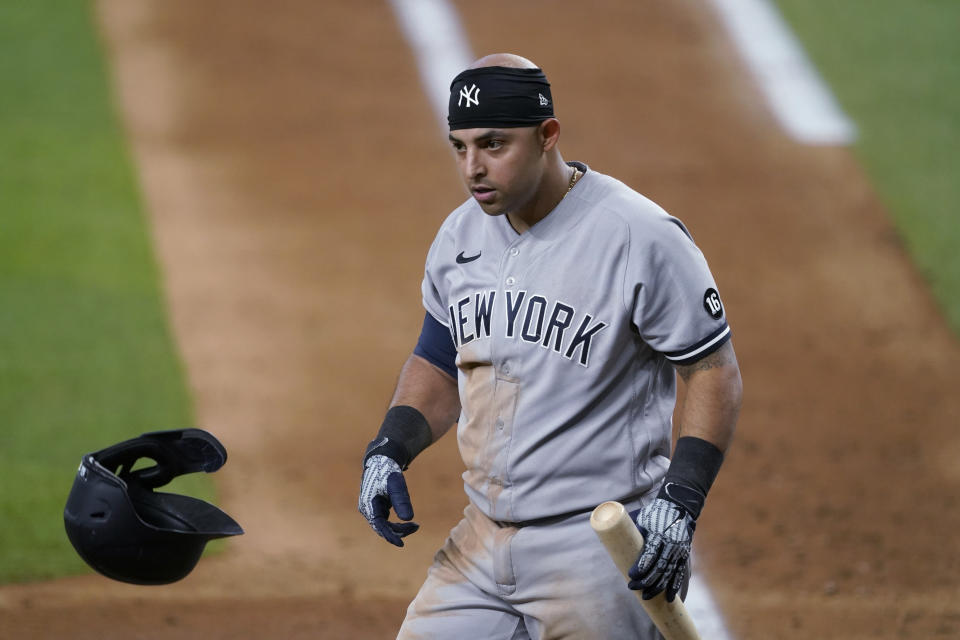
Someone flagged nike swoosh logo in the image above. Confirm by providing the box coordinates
[456,251,481,264]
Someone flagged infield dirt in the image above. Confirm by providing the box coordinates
[2,1,959,638]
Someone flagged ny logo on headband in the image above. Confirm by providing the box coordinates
[458,84,480,108]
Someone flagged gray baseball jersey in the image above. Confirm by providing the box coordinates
[421,162,730,523]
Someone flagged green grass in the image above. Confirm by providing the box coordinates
[0,3,213,582]
[773,0,960,332]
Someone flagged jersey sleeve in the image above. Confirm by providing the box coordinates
[421,228,450,326]
[624,214,730,364]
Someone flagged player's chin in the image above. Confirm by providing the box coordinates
[474,196,507,216]
[477,204,504,217]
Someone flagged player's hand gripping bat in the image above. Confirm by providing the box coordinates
[590,501,702,640]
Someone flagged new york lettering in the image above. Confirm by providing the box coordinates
[448,290,607,367]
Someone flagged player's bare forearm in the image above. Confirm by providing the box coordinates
[673,341,742,453]
[359,355,457,547]
[390,354,461,442]
[628,343,740,602]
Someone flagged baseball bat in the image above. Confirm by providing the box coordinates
[590,501,701,640]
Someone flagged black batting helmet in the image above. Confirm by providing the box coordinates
[63,429,243,585]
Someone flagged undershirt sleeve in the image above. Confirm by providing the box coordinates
[413,311,458,379]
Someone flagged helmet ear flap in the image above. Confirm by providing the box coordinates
[95,439,176,489]
[63,429,243,585]
[91,428,228,489]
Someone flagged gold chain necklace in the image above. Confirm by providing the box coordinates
[566,167,581,195]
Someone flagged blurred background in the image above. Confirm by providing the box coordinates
[1,1,957,638]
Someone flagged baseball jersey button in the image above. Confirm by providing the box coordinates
[510,248,520,257]
[496,419,504,430]
[506,276,516,286]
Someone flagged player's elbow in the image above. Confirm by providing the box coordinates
[725,361,743,415]
[715,360,743,452]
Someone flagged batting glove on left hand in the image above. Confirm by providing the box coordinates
[628,498,695,602]
[358,454,419,547]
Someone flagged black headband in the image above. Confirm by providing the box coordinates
[448,66,554,130]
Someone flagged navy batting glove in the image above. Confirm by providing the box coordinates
[358,455,419,547]
[627,500,695,602]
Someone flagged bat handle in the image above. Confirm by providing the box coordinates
[590,501,702,640]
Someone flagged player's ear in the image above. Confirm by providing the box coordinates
[538,118,560,153]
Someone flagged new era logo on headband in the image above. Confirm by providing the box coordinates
[459,84,480,108]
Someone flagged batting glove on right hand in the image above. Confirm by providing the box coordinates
[628,498,695,602]
[358,454,419,547]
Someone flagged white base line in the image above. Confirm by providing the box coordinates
[387,1,736,637]
[706,0,857,145]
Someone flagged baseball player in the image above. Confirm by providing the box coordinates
[358,53,742,639]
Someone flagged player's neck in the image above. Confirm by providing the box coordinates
[507,157,575,234]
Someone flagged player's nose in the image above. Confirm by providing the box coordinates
[464,148,486,179]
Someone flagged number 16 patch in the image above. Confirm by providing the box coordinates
[703,288,724,319]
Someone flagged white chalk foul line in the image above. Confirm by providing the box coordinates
[387,1,737,637]
[687,553,735,640]
[707,0,857,145]
[387,0,472,129]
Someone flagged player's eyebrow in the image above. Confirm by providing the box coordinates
[474,130,509,142]
[448,130,511,145]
